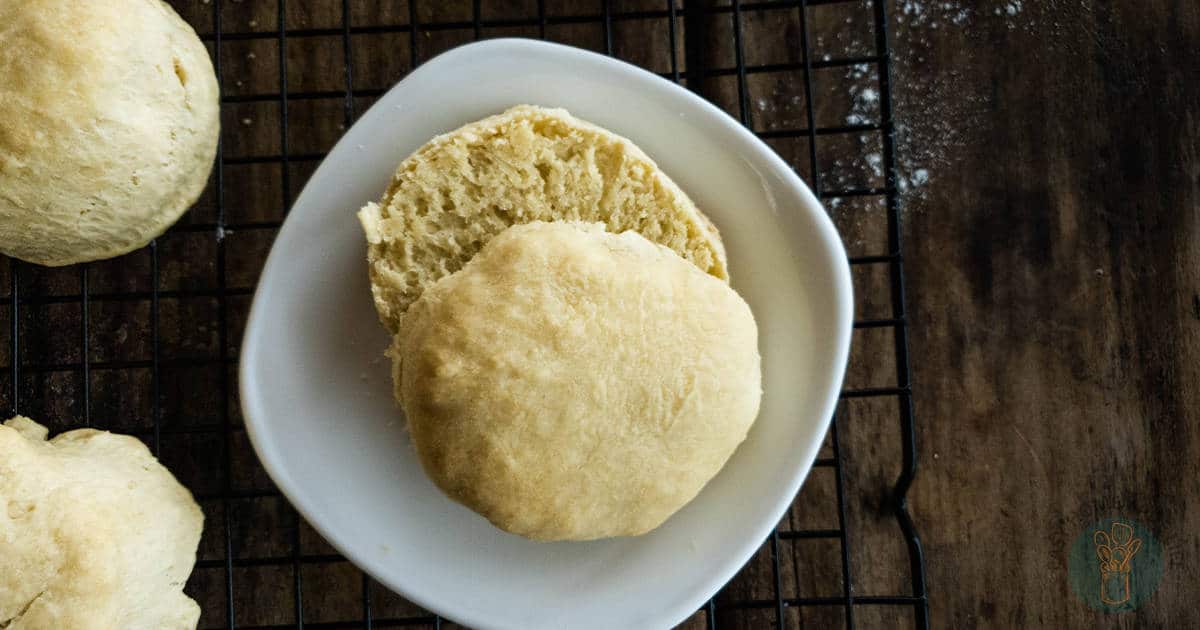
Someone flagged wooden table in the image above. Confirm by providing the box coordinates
[4,1,1196,628]
[902,1,1199,627]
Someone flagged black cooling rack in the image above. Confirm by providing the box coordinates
[2,1,927,628]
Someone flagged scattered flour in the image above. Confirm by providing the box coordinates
[817,0,1040,240]
[895,0,1023,30]
[854,0,1032,206]
[998,1,1024,17]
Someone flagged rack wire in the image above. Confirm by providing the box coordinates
[1,1,926,628]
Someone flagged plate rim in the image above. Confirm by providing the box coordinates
[240,37,853,630]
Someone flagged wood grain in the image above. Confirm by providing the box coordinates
[897,1,1200,627]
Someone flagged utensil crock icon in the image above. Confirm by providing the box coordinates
[1093,522,1142,605]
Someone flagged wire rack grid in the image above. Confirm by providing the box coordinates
[1,1,926,628]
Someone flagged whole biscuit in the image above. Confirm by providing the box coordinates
[395,222,761,541]
[0,416,203,629]
[0,0,219,266]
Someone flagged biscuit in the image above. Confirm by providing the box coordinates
[358,105,727,333]
[394,222,760,541]
[0,0,219,266]
[0,416,203,629]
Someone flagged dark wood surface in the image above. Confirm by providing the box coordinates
[901,1,1200,628]
[2,0,1196,628]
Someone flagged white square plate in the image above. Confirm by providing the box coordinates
[240,39,852,630]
